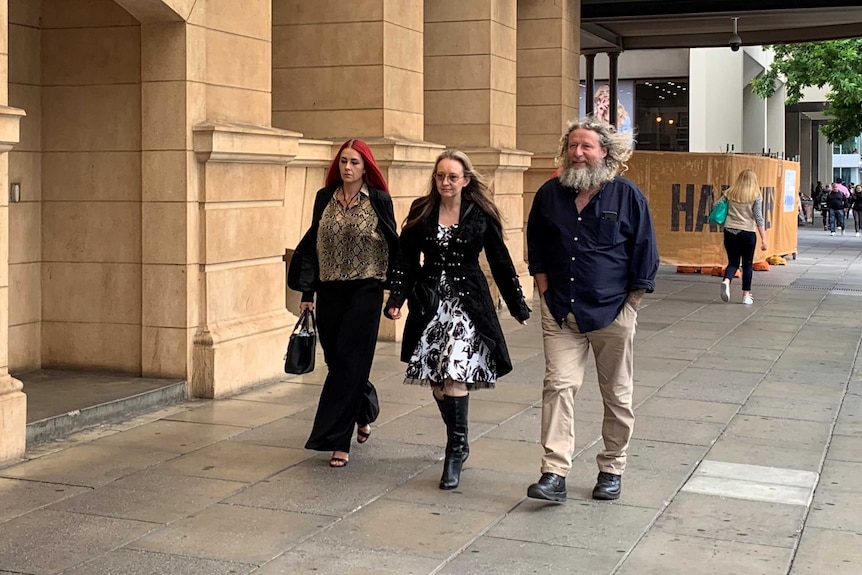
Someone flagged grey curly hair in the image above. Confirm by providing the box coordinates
[556,117,634,176]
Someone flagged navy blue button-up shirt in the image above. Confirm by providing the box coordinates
[527,176,659,332]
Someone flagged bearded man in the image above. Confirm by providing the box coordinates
[525,118,659,502]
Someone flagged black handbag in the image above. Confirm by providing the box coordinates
[284,309,317,374]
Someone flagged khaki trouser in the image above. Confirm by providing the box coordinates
[539,297,636,476]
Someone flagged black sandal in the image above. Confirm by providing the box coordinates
[356,425,371,444]
[329,456,349,468]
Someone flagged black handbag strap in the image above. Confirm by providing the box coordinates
[293,309,317,334]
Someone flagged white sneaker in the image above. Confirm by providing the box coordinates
[742,295,754,305]
[856,232,860,237]
[831,232,836,236]
[720,282,730,302]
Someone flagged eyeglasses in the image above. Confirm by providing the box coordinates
[434,173,464,184]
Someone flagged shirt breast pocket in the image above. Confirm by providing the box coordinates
[598,219,621,244]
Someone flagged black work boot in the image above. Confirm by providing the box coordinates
[439,394,469,490]
[527,472,567,502]
[592,471,622,500]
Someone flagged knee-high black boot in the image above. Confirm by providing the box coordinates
[434,394,470,461]
[439,394,469,490]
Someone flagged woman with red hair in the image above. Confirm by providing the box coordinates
[288,139,398,467]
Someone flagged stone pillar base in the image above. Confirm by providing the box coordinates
[0,375,27,465]
[192,310,291,398]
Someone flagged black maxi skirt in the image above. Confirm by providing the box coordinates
[305,278,382,453]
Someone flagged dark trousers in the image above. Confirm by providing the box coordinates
[830,209,845,233]
[723,229,757,291]
[305,279,383,453]
[855,209,862,232]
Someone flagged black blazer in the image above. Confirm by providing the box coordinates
[288,185,399,301]
[386,199,530,377]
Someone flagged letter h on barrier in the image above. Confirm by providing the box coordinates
[672,183,728,233]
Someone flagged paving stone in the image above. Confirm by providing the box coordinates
[0,509,157,575]
[739,396,839,422]
[0,477,89,522]
[790,528,862,574]
[252,543,440,574]
[491,499,656,550]
[372,411,494,447]
[90,419,246,454]
[383,464,534,514]
[636,396,739,423]
[634,340,705,361]
[825,435,862,462]
[152,440,310,483]
[768,365,851,382]
[464,437,545,475]
[0,444,179,488]
[654,492,804,547]
[682,460,817,506]
[226,381,323,411]
[47,470,245,523]
[436,536,623,575]
[130,503,329,564]
[752,380,846,404]
[230,415,322,449]
[318,498,500,560]
[690,349,778,373]
[630,415,725,446]
[806,487,862,532]
[656,371,760,404]
[161,399,294,428]
[224,440,438,516]
[707,436,825,472]
[62,548,255,575]
[616,531,791,575]
[482,405,602,445]
[723,415,832,449]
[818,460,862,492]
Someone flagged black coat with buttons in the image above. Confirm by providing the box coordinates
[385,199,531,377]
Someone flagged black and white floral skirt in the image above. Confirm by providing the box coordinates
[404,225,497,389]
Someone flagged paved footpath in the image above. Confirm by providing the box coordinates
[1,226,861,575]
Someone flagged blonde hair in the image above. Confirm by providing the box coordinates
[724,169,761,204]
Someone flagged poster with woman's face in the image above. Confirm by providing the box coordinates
[579,81,635,137]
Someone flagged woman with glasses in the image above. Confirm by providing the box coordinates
[385,149,531,489]
[288,139,398,468]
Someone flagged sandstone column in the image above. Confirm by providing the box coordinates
[138,0,302,398]
[424,0,532,295]
[517,0,579,253]
[0,0,28,463]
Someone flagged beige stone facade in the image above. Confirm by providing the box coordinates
[0,0,579,464]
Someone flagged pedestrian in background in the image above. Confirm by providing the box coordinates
[385,149,531,490]
[288,139,399,468]
[850,185,862,237]
[719,169,768,305]
[827,183,848,236]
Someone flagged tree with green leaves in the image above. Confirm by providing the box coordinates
[751,39,862,144]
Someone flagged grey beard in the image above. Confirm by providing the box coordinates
[559,163,615,190]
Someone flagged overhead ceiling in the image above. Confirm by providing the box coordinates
[581,0,862,52]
